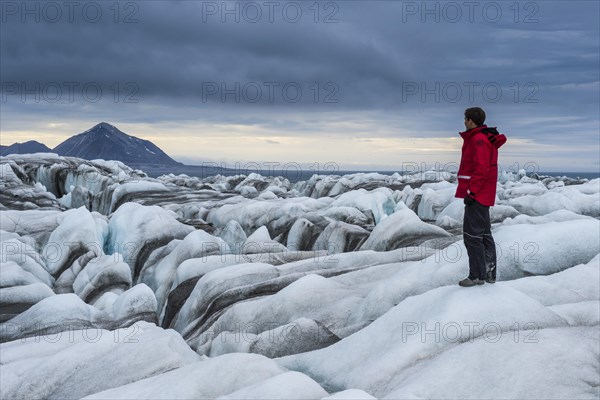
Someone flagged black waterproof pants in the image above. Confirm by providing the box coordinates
[463,199,497,280]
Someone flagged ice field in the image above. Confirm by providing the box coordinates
[1,153,598,399]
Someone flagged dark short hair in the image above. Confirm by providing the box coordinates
[464,107,486,126]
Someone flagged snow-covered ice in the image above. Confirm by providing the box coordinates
[1,153,598,399]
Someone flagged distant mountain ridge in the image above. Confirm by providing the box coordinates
[1,123,182,166]
[0,140,52,156]
[53,122,182,166]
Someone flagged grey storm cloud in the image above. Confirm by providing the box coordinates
[1,0,599,145]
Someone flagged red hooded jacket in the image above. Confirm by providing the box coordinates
[455,125,507,207]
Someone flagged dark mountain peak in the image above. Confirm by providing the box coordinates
[15,140,46,146]
[84,122,124,135]
[53,123,183,166]
[0,140,53,156]
[95,122,118,130]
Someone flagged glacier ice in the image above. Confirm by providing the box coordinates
[0,153,598,399]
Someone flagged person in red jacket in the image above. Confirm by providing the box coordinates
[455,107,507,287]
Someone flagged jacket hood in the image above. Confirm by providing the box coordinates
[460,125,507,149]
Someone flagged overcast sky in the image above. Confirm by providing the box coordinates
[1,0,599,172]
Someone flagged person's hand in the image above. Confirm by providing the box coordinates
[464,193,476,206]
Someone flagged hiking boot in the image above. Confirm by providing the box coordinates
[458,277,485,287]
